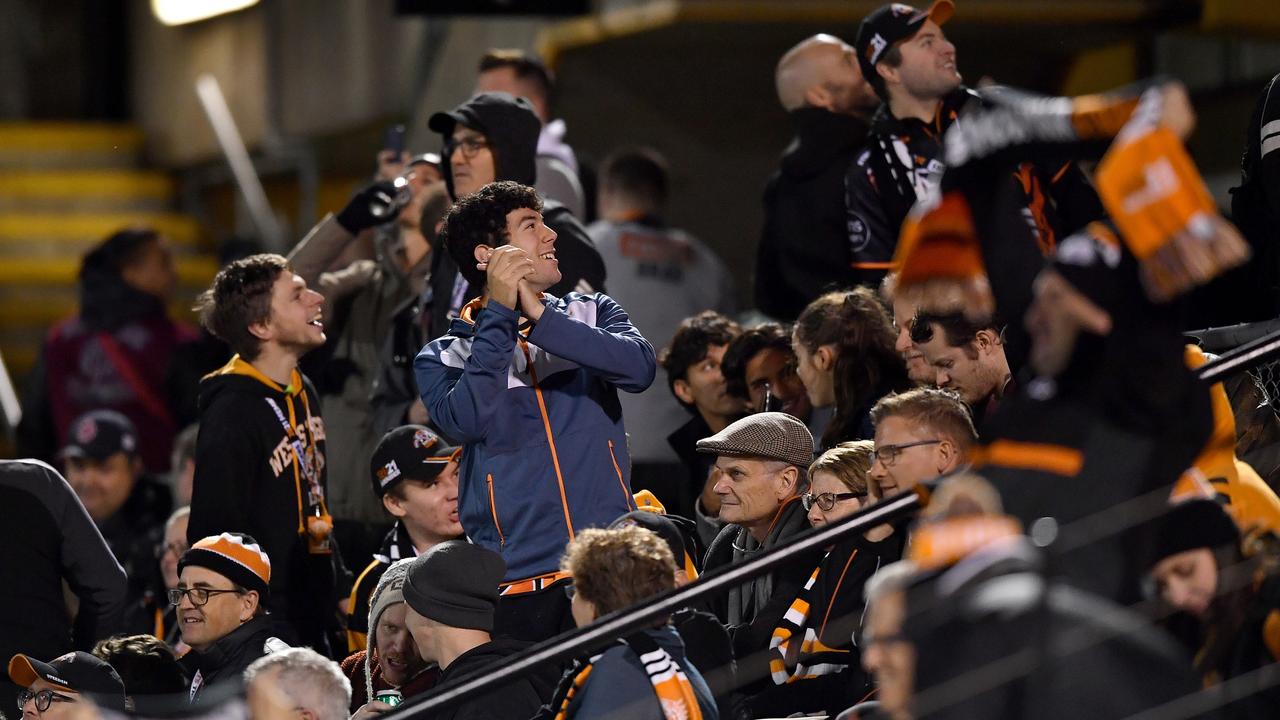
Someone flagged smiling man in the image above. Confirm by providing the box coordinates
[415,180,655,642]
[175,533,281,704]
[9,651,127,718]
[190,254,348,653]
[867,387,975,502]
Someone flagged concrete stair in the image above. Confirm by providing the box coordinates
[0,123,217,386]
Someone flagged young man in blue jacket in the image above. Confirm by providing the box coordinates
[414,180,656,641]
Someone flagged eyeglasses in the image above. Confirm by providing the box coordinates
[870,440,941,467]
[446,137,489,160]
[17,689,77,712]
[563,585,577,600]
[168,587,243,607]
[801,491,866,512]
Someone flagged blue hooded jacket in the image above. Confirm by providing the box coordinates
[414,292,655,581]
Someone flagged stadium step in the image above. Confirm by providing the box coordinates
[0,123,217,386]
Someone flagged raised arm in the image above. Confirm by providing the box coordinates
[525,293,656,393]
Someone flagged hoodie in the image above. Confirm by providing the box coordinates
[188,356,349,650]
[431,637,557,720]
[429,92,606,317]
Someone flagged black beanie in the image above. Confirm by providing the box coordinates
[403,541,506,632]
[1147,499,1240,570]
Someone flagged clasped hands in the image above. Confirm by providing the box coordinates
[478,245,546,322]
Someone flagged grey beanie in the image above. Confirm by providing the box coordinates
[403,541,506,632]
[365,558,415,701]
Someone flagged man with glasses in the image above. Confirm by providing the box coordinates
[9,651,127,718]
[424,91,606,345]
[175,533,284,704]
[867,387,976,500]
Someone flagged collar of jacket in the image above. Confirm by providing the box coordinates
[870,85,977,138]
[205,355,305,396]
[185,616,273,673]
[734,494,810,557]
[782,107,870,176]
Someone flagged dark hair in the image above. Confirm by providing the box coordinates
[478,49,554,101]
[658,311,741,412]
[194,253,290,361]
[600,147,669,209]
[796,288,911,447]
[869,43,904,101]
[92,634,188,697]
[911,312,1001,360]
[721,323,794,402]
[80,227,161,284]
[418,182,453,244]
[441,181,544,292]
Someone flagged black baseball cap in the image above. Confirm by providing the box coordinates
[428,92,538,138]
[855,1,955,91]
[370,425,460,498]
[9,651,126,711]
[59,410,138,461]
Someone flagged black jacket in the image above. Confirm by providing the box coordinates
[666,413,717,520]
[101,474,173,635]
[429,637,558,720]
[180,616,277,704]
[188,357,349,652]
[755,108,870,321]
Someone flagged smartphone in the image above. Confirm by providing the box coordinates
[383,123,406,156]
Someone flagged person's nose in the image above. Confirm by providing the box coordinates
[937,370,950,386]
[542,224,557,244]
[808,505,823,525]
[870,457,888,480]
[895,328,912,354]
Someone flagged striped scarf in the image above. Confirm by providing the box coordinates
[768,549,855,685]
[552,632,704,720]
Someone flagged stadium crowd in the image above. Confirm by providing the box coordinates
[8,2,1280,719]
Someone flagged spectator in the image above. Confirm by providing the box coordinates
[245,648,351,720]
[910,312,1013,425]
[169,423,198,506]
[855,562,918,720]
[154,506,190,650]
[0,460,126,711]
[415,181,655,641]
[189,253,349,652]
[341,559,436,712]
[549,527,718,719]
[756,33,879,320]
[424,92,607,342]
[175,533,283,704]
[476,49,589,220]
[8,651,128,717]
[346,426,463,652]
[698,413,822,696]
[60,410,173,636]
[868,388,974,500]
[793,289,911,449]
[589,147,736,511]
[721,324,817,436]
[1145,499,1280,717]
[398,541,557,720]
[658,312,748,529]
[804,441,874,529]
[91,634,187,710]
[370,183,455,436]
[881,273,936,386]
[19,227,194,474]
[288,151,444,575]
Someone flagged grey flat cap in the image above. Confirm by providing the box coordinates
[695,411,814,468]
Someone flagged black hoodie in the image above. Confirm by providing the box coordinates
[188,356,349,651]
[428,637,558,720]
[427,92,607,343]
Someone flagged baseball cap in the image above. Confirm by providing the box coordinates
[8,651,126,711]
[59,410,138,461]
[855,2,956,89]
[428,92,539,139]
[695,411,815,469]
[610,510,699,580]
[370,425,460,498]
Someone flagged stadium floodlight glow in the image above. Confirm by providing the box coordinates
[151,0,259,26]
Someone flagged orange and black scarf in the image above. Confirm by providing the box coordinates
[551,631,704,720]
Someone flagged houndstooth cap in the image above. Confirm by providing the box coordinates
[695,411,815,468]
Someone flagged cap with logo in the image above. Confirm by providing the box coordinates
[855,1,955,94]
[8,651,126,712]
[59,409,138,461]
[370,425,460,499]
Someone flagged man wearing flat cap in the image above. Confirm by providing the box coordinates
[697,412,823,697]
[399,541,556,720]
[9,650,127,717]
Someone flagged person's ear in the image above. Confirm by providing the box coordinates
[382,492,409,519]
[974,330,996,355]
[776,466,799,499]
[672,378,696,406]
[936,439,957,473]
[240,591,259,622]
[473,244,493,266]
[876,63,897,88]
[248,317,273,342]
[804,85,832,111]
[130,456,144,477]
[814,345,837,372]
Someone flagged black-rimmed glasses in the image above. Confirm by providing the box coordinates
[17,689,77,712]
[445,137,490,160]
[167,587,242,607]
[870,440,941,467]
[801,491,866,512]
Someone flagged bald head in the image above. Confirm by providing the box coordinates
[775,34,878,115]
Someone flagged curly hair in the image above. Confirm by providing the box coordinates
[193,253,290,361]
[92,634,188,697]
[561,526,676,619]
[441,180,544,292]
[721,322,794,402]
[796,288,911,447]
[809,440,874,496]
[658,311,741,412]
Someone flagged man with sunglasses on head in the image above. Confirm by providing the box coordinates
[867,387,976,503]
[174,533,285,704]
[9,651,127,718]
